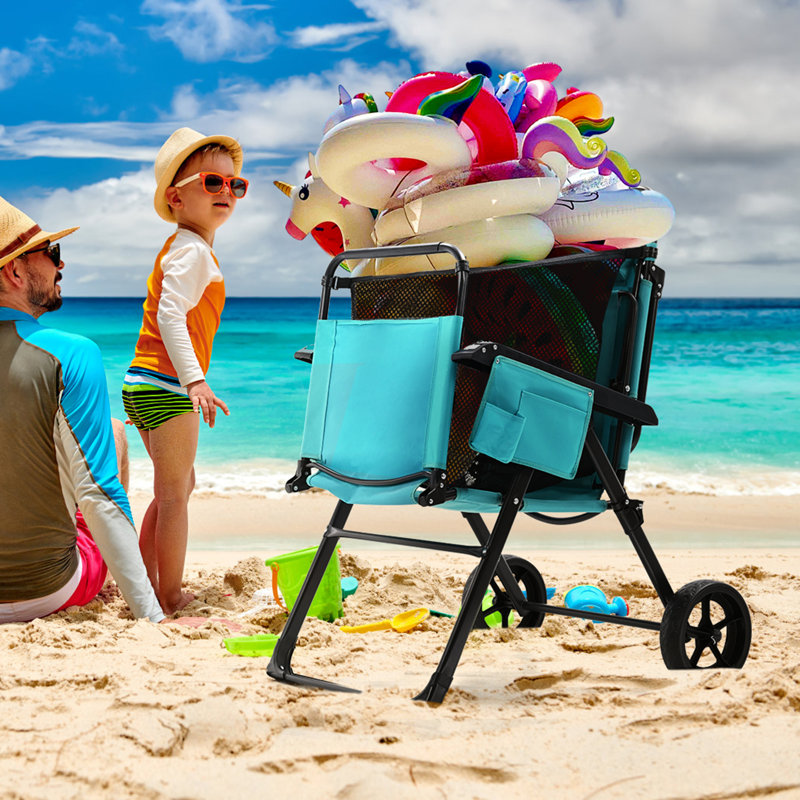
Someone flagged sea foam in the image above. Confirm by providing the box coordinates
[129,458,800,498]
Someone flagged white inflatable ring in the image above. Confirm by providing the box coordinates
[374,163,560,245]
[315,112,472,210]
[539,187,675,247]
[374,214,555,275]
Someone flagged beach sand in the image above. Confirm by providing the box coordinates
[1,491,798,799]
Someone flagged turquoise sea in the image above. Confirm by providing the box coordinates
[45,296,800,497]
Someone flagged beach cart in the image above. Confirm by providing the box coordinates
[267,243,752,703]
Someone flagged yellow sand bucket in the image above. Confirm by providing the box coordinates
[266,545,343,622]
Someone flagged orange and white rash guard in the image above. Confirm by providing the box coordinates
[129,228,225,392]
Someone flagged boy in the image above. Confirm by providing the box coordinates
[122,127,248,614]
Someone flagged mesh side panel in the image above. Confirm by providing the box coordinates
[350,254,625,487]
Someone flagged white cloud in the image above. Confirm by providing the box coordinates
[17,161,336,298]
[349,0,800,155]
[0,121,167,161]
[67,21,125,57]
[162,59,407,154]
[141,0,277,63]
[288,21,386,48]
[0,59,408,166]
[352,0,798,74]
[1,21,124,92]
[0,47,33,91]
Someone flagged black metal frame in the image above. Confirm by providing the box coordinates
[268,243,679,703]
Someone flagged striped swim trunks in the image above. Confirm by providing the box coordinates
[122,368,194,431]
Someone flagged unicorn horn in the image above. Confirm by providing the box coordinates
[338,85,352,106]
[273,180,294,197]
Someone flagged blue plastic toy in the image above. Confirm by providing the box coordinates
[341,576,359,599]
[564,585,628,623]
[521,588,557,599]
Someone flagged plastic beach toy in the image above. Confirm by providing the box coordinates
[340,608,430,634]
[235,587,281,619]
[266,544,343,622]
[564,585,628,623]
[482,589,514,628]
[479,587,557,627]
[223,633,280,657]
[341,576,359,599]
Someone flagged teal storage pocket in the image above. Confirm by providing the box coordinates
[469,357,594,479]
[515,390,590,478]
[469,402,524,463]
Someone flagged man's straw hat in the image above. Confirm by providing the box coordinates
[0,196,78,270]
[154,127,243,222]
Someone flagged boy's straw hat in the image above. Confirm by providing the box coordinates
[154,127,243,222]
[0,196,78,269]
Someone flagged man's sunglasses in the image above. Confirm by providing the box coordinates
[24,242,61,268]
[173,172,249,199]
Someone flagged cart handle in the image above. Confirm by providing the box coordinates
[319,242,470,320]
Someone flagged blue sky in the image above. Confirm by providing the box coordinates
[2,0,798,297]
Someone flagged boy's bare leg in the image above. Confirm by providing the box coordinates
[139,498,160,593]
[146,412,199,614]
[134,428,159,592]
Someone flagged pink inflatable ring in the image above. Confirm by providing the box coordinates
[386,71,518,166]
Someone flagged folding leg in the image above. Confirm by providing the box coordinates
[462,513,530,611]
[583,428,675,605]
[267,500,360,693]
[268,472,535,701]
[414,468,535,703]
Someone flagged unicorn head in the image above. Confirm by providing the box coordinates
[322,85,373,134]
[273,153,375,257]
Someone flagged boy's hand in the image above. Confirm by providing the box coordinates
[186,380,230,428]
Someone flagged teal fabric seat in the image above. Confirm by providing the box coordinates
[303,315,462,502]
[437,488,608,515]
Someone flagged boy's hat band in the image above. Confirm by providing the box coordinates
[0,196,78,269]
[154,127,243,222]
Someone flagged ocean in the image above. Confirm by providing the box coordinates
[45,296,800,498]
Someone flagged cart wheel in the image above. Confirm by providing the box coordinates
[462,556,547,630]
[660,580,751,669]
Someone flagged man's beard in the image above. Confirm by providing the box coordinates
[28,276,62,312]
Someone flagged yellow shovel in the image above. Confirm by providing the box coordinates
[340,607,430,634]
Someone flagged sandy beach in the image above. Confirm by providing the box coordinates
[2,490,798,799]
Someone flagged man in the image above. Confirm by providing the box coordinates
[0,196,164,623]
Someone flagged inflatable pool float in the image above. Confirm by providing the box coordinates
[540,184,675,247]
[316,112,473,210]
[374,158,560,244]
[374,214,554,274]
[386,70,518,166]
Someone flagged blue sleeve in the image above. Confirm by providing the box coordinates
[52,332,134,522]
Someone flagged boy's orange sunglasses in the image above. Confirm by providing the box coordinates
[174,172,249,199]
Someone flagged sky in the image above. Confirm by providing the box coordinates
[1,0,798,297]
